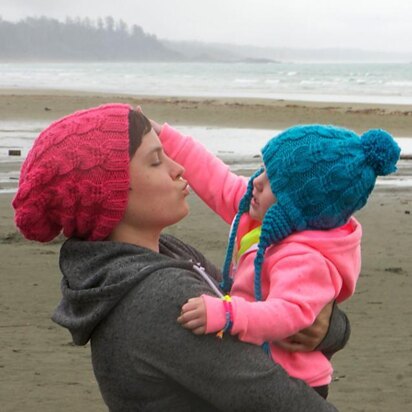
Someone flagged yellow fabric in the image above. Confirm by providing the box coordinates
[237,226,261,260]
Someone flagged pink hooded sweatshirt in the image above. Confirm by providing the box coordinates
[159,124,361,387]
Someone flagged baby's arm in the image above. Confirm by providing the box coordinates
[178,296,349,356]
[192,251,343,345]
[158,124,248,224]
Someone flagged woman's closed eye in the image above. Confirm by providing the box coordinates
[151,151,163,166]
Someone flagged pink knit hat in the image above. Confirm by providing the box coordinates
[13,103,132,242]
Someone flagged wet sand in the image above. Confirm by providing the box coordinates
[1,88,412,136]
[1,90,411,411]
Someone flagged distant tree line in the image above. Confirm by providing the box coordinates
[0,16,180,61]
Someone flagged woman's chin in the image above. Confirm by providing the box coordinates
[181,204,190,219]
[169,204,190,226]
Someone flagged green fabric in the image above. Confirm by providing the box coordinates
[237,225,261,260]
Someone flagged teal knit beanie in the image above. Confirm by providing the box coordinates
[221,124,401,300]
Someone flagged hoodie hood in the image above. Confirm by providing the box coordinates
[281,216,362,301]
[52,235,197,345]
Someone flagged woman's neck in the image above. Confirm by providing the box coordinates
[108,223,161,252]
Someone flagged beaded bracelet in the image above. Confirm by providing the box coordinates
[216,295,233,339]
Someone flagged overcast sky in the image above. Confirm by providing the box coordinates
[2,0,411,53]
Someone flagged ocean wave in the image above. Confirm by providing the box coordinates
[1,62,411,104]
[385,80,412,87]
[233,78,259,84]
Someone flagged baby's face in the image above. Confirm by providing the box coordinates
[249,170,276,222]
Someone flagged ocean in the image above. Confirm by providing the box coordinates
[0,61,412,104]
[1,61,412,193]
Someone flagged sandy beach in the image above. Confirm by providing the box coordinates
[1,90,411,411]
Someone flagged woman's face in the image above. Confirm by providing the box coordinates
[249,170,276,222]
[123,129,190,231]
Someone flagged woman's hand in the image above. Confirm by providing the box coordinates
[275,301,334,352]
[177,297,207,335]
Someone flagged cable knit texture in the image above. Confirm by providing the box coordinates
[222,124,401,299]
[13,103,131,242]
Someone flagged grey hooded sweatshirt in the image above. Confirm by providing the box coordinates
[53,234,349,411]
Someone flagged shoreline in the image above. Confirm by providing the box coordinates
[1,88,412,137]
[1,89,411,193]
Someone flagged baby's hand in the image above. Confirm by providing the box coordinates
[177,297,206,335]
[134,105,162,135]
[149,118,162,135]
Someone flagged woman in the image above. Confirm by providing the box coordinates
[13,103,349,411]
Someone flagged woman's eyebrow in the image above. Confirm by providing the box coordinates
[146,146,163,157]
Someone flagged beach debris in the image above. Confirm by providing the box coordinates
[0,232,27,244]
[44,106,51,111]
[39,249,56,255]
[8,149,21,156]
[384,267,403,274]
[405,210,410,214]
[332,374,346,382]
[62,341,76,347]
[346,108,386,115]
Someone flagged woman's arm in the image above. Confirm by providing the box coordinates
[316,301,351,358]
[132,268,338,411]
[275,300,350,356]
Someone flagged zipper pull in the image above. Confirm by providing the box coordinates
[192,263,224,298]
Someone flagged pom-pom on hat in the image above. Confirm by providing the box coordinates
[221,125,401,300]
[12,103,132,242]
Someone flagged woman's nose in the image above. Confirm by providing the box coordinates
[169,157,185,179]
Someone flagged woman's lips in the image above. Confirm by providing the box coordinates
[182,182,190,195]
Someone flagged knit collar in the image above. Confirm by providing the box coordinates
[236,225,261,262]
